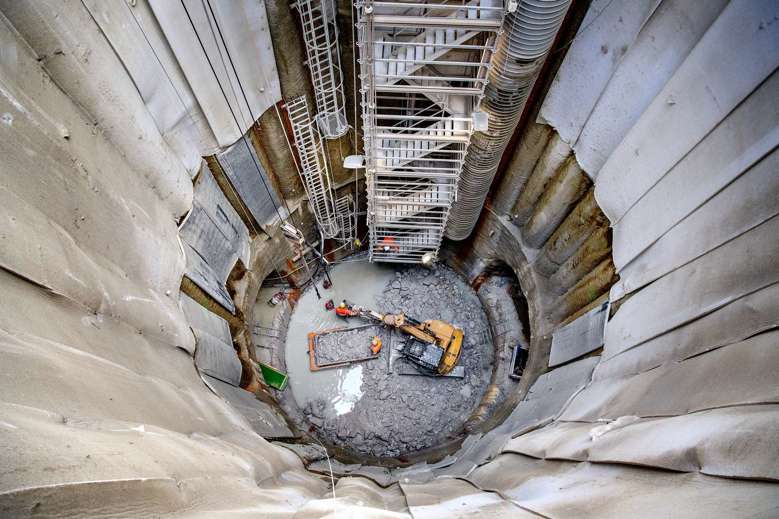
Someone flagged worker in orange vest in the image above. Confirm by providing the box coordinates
[370,336,382,355]
[377,236,400,254]
[335,300,359,318]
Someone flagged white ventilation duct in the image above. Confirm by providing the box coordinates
[445,0,572,240]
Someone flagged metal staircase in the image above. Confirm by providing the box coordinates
[294,0,349,139]
[357,0,503,263]
[285,96,341,239]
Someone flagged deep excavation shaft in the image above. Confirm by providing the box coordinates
[1,0,777,516]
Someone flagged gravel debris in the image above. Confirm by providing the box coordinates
[314,326,387,365]
[304,264,493,458]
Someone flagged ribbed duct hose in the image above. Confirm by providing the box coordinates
[445,0,572,241]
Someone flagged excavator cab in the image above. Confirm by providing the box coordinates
[400,319,463,375]
[438,325,463,375]
[401,337,444,373]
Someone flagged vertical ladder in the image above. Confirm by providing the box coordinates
[335,194,356,246]
[294,0,349,139]
[286,96,341,238]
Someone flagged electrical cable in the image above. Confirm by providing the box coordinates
[116,0,202,162]
[181,0,286,226]
[351,0,358,154]
[126,2,349,300]
[271,122,328,249]
[202,0,294,224]
[204,0,300,222]
[113,0,264,237]
[310,0,342,220]
[309,436,338,513]
[350,0,362,250]
[273,96,339,284]
[199,0,339,293]
[262,254,319,282]
[261,232,357,283]
[292,0,359,257]
[273,102,308,195]
[194,0,364,291]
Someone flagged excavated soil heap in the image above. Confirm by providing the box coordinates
[289,263,493,458]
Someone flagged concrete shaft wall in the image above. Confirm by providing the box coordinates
[1,0,778,517]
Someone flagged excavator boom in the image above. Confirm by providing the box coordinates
[341,301,463,375]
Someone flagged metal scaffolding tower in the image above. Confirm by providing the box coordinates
[356,0,503,263]
[294,0,350,139]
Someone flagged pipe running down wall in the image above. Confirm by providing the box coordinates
[445,0,572,241]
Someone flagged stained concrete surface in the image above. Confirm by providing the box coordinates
[284,262,493,458]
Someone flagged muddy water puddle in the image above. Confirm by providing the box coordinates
[284,261,493,457]
[284,261,396,419]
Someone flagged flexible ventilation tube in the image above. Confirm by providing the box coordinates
[445,0,572,241]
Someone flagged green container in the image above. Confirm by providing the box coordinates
[258,362,288,391]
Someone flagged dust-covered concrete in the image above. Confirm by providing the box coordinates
[298,264,493,458]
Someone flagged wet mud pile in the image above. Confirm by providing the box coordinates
[303,265,493,458]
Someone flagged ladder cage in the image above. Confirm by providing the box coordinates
[286,95,341,239]
[295,0,350,138]
[335,194,357,246]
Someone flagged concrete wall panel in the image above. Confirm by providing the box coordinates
[469,453,779,519]
[595,0,779,223]
[506,406,779,480]
[148,0,281,147]
[595,283,779,379]
[574,0,728,174]
[0,0,193,217]
[604,215,779,358]
[180,294,241,385]
[614,144,779,299]
[538,0,660,146]
[562,332,779,422]
[612,71,779,276]
[549,302,607,367]
[82,0,220,171]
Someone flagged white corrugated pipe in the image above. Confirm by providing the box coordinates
[445,0,572,241]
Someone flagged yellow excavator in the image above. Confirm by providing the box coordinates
[339,301,464,375]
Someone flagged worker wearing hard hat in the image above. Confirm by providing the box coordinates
[377,236,400,254]
[335,300,358,318]
[370,336,382,355]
